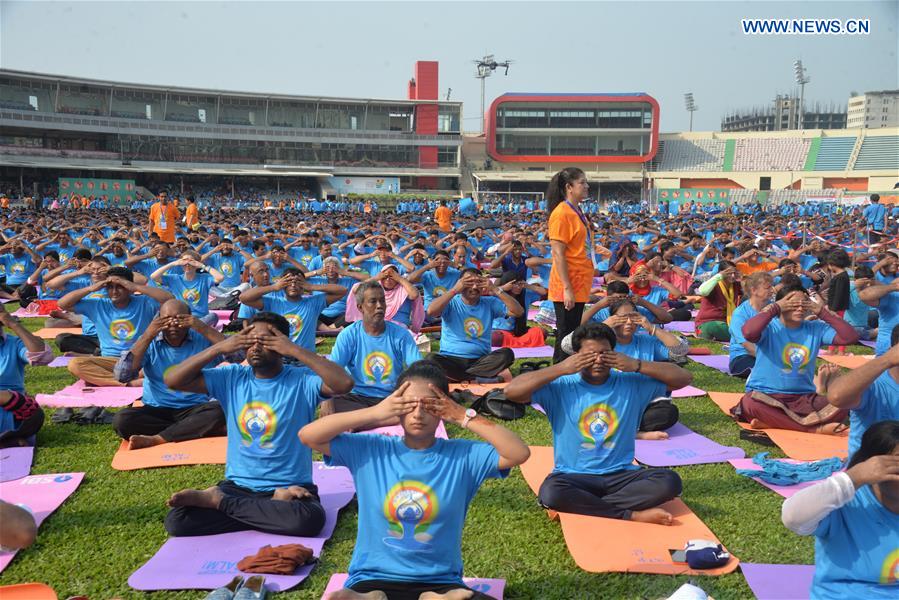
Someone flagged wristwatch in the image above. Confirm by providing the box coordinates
[461,408,477,429]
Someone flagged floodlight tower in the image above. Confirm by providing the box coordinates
[475,54,513,133]
[684,93,698,131]
[793,60,810,130]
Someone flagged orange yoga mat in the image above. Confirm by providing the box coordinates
[819,354,874,369]
[111,437,226,471]
[33,327,80,340]
[0,583,57,600]
[518,446,739,576]
[449,382,507,396]
[707,393,848,461]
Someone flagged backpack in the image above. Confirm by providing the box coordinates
[470,389,525,421]
[209,290,241,311]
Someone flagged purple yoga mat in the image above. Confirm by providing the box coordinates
[671,385,706,398]
[689,354,731,373]
[663,321,695,335]
[35,380,143,408]
[728,458,818,498]
[0,447,34,482]
[493,345,554,359]
[322,574,505,599]
[527,309,540,320]
[530,403,545,415]
[859,339,876,349]
[0,472,85,573]
[741,563,814,600]
[635,423,745,466]
[128,463,355,592]
[47,355,74,368]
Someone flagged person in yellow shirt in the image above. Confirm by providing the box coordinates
[184,197,199,231]
[148,191,180,244]
[434,200,453,233]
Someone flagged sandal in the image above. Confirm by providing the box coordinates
[204,576,243,600]
[740,429,775,447]
[51,407,74,424]
[233,575,266,600]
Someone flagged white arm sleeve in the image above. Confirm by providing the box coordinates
[781,471,856,536]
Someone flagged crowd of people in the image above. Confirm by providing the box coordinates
[1,170,898,599]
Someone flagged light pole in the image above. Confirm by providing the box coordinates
[684,93,698,131]
[474,54,513,133]
[793,60,810,130]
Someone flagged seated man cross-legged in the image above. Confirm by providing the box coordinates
[112,299,235,450]
[300,360,530,600]
[505,322,693,525]
[162,312,353,537]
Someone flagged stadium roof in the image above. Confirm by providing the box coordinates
[498,92,652,97]
[0,69,462,107]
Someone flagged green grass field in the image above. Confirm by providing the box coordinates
[2,318,854,599]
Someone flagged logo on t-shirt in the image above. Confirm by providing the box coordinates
[433,286,447,297]
[109,319,136,341]
[220,261,234,276]
[463,317,484,339]
[181,288,201,305]
[781,342,811,374]
[363,351,393,383]
[382,480,438,550]
[284,313,304,337]
[237,401,277,454]
[881,548,899,584]
[578,403,619,454]
[10,262,25,275]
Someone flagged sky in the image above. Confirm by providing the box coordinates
[1,0,896,133]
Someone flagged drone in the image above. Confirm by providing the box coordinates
[474,55,513,78]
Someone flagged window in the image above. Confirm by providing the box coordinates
[28,95,38,110]
[145,104,152,120]
[198,109,206,123]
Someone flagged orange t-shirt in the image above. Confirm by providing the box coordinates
[149,202,180,243]
[548,202,594,302]
[185,203,199,229]
[435,206,453,232]
[736,260,776,276]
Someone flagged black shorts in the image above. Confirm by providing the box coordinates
[349,579,494,600]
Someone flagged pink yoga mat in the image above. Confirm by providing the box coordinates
[0,447,34,482]
[35,380,143,408]
[322,574,505,599]
[663,321,695,335]
[728,458,818,498]
[128,462,355,592]
[527,309,540,320]
[671,385,706,398]
[10,309,51,318]
[363,422,449,439]
[635,423,745,467]
[492,345,554,359]
[741,563,814,600]
[0,472,85,573]
[689,354,731,373]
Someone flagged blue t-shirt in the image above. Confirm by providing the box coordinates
[862,203,887,231]
[288,247,319,269]
[746,319,836,394]
[849,371,899,457]
[729,301,764,361]
[812,483,899,599]
[207,253,245,288]
[308,276,355,319]
[74,294,160,357]
[141,330,217,409]
[0,333,28,394]
[844,283,871,328]
[873,290,899,356]
[329,321,422,398]
[203,364,322,492]
[162,273,213,317]
[326,434,504,588]
[421,269,461,308]
[438,295,505,359]
[533,371,661,475]
[262,291,327,351]
[0,254,35,285]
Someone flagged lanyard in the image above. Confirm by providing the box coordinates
[566,201,595,266]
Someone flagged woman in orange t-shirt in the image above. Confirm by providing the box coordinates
[547,167,594,362]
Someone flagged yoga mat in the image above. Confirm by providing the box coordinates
[35,380,143,408]
[859,339,876,349]
[128,462,355,592]
[0,472,85,574]
[492,345,554,359]
[727,458,817,498]
[362,422,448,439]
[10,308,53,318]
[321,574,505,600]
[741,563,814,600]
[531,403,545,415]
[0,583,58,600]
[211,309,233,322]
[111,437,227,471]
[0,447,34,482]
[671,385,706,398]
[527,309,540,320]
[33,327,79,340]
[689,354,731,373]
[819,354,873,369]
[707,393,849,460]
[635,423,745,467]
[46,355,74,368]
[0,298,15,304]
[449,382,507,396]
[663,321,695,335]
[518,446,739,575]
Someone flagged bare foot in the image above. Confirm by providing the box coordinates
[637,431,669,440]
[126,378,144,388]
[325,590,387,600]
[420,589,475,600]
[749,418,771,430]
[815,422,850,436]
[630,507,674,525]
[128,434,165,450]
[167,486,223,509]
[814,363,841,396]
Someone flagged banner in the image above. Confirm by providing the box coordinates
[657,188,730,205]
[58,178,136,206]
[326,176,400,195]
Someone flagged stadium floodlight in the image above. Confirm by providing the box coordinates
[474,54,513,133]
[793,60,810,130]
[684,93,698,131]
